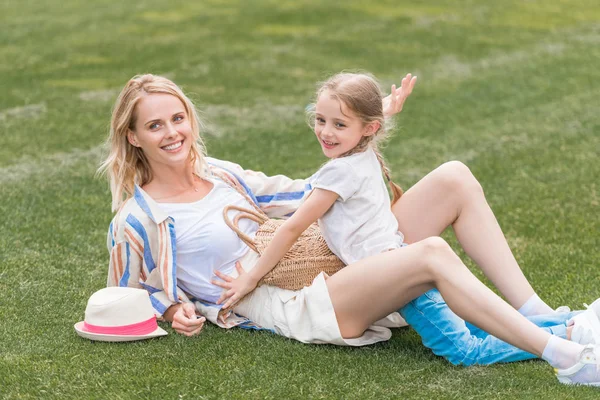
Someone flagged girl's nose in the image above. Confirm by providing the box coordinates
[321,126,334,138]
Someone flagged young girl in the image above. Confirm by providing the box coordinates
[212,72,600,385]
[213,72,410,304]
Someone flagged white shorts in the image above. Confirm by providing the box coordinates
[233,250,406,346]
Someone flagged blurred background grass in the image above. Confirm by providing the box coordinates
[1,0,599,398]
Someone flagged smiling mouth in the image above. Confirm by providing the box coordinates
[321,139,338,149]
[162,140,183,151]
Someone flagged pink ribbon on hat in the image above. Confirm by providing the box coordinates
[82,316,158,336]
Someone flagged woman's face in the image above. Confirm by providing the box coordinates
[128,93,194,169]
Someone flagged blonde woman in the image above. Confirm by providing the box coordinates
[100,74,600,386]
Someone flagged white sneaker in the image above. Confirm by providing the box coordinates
[556,345,600,386]
[570,299,600,345]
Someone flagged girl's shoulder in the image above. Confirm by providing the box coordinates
[317,149,377,177]
[315,156,356,178]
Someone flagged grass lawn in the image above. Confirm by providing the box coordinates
[1,0,599,398]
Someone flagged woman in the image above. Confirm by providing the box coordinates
[100,74,600,386]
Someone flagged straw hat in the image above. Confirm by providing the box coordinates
[74,287,168,342]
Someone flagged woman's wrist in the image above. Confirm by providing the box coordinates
[163,302,183,323]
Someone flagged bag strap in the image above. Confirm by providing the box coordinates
[222,205,268,254]
[211,169,267,217]
[210,168,271,253]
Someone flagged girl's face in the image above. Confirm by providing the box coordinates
[314,91,377,158]
[128,93,194,170]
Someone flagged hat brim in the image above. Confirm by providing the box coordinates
[74,321,168,342]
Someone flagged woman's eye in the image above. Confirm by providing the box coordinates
[174,115,184,122]
[149,123,160,130]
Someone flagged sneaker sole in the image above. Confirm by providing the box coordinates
[557,376,600,386]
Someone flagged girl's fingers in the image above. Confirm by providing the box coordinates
[214,270,233,282]
[218,288,237,305]
[409,76,417,91]
[390,84,397,110]
[235,261,244,275]
[216,292,229,305]
[211,279,230,289]
[223,295,239,310]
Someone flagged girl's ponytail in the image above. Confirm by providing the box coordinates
[373,148,403,206]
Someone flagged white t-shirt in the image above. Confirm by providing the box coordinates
[158,177,258,303]
[310,148,404,265]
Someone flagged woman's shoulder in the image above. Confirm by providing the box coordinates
[108,194,160,242]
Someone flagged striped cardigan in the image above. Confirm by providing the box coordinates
[106,157,312,327]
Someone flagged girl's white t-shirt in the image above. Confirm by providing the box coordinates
[158,177,258,303]
[310,148,404,265]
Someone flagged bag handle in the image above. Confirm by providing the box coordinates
[222,205,268,254]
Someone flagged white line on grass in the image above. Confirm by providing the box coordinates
[200,103,304,138]
[422,43,566,83]
[384,23,598,88]
[3,90,595,186]
[79,89,119,102]
[0,103,47,121]
[0,145,104,185]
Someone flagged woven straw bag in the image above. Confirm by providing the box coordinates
[222,205,344,290]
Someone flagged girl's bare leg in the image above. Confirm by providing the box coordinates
[326,237,550,354]
[392,161,535,308]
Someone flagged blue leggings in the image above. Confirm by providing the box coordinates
[399,289,579,366]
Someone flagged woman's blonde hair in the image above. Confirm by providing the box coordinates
[309,72,403,204]
[98,74,207,211]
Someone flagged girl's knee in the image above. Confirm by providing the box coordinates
[435,161,483,196]
[417,237,461,277]
[419,236,453,261]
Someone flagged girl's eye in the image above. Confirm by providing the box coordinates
[335,122,346,128]
[316,117,325,124]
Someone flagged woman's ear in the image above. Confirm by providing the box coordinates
[363,121,381,137]
[127,129,139,147]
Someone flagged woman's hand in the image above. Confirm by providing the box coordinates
[213,261,259,310]
[170,302,206,337]
[382,73,418,118]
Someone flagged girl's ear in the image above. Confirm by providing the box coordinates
[127,129,140,147]
[363,121,381,137]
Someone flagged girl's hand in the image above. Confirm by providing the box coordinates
[382,73,418,118]
[213,261,258,310]
[171,303,206,337]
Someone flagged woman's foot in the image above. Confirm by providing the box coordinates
[556,344,600,386]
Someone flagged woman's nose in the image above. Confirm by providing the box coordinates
[165,123,177,137]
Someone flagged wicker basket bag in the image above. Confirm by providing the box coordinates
[222,205,344,290]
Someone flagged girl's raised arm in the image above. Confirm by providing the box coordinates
[213,188,339,309]
[382,73,417,118]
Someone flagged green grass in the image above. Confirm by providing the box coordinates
[1,0,600,398]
